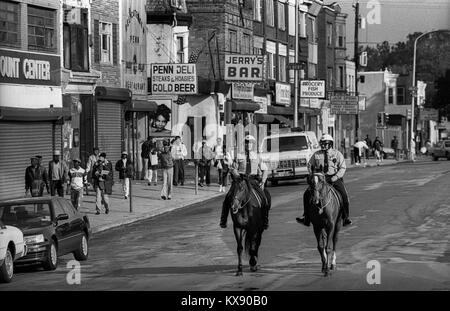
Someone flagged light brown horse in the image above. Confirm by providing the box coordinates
[307,171,342,276]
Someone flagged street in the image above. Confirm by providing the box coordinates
[2,160,450,291]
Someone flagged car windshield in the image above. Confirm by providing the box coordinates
[263,136,309,152]
[0,203,52,230]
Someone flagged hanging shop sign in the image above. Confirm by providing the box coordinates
[330,95,359,114]
[275,82,291,106]
[150,63,197,95]
[254,96,268,114]
[224,54,265,81]
[300,80,326,98]
[232,82,254,100]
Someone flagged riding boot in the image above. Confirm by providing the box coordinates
[219,204,229,228]
[297,190,311,226]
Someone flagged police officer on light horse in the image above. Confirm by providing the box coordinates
[297,134,353,227]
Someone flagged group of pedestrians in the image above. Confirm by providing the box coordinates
[24,147,135,216]
[352,134,402,166]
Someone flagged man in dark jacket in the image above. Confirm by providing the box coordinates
[141,136,152,183]
[48,150,68,197]
[391,136,400,160]
[115,151,134,199]
[93,152,114,215]
[25,156,49,197]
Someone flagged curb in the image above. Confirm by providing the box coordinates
[91,191,225,234]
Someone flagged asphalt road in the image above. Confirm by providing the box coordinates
[3,159,450,291]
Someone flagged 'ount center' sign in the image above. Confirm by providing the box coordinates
[150,63,197,95]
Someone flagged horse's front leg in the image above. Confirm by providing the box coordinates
[234,226,243,276]
[324,224,335,276]
[314,227,327,274]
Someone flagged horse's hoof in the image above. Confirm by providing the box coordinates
[330,264,336,270]
[324,269,332,277]
[250,265,258,272]
[235,271,243,276]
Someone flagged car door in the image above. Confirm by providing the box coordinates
[59,199,83,252]
[52,200,71,255]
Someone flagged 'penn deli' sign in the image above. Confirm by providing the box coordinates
[0,48,60,86]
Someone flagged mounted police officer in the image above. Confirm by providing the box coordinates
[219,135,270,230]
[296,134,352,227]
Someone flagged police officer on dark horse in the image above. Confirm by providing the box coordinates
[219,135,270,230]
[297,134,353,227]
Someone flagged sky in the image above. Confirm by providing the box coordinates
[335,0,450,57]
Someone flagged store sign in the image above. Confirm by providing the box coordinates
[419,108,439,121]
[330,95,358,114]
[224,54,264,81]
[300,80,326,98]
[232,82,254,100]
[254,96,268,114]
[0,48,60,86]
[150,63,197,95]
[275,82,291,106]
[122,0,147,96]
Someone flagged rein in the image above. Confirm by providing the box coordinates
[231,183,261,214]
[311,174,338,215]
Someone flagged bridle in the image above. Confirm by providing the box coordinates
[310,172,337,215]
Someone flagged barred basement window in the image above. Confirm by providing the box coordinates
[28,5,56,52]
[0,0,20,46]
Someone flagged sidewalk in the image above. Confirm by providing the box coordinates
[81,163,225,234]
[81,157,418,234]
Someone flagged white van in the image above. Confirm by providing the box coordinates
[259,130,320,185]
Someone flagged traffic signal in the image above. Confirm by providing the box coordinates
[377,112,384,126]
[384,113,390,125]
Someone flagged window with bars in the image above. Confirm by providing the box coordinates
[100,22,113,64]
[0,0,20,46]
[388,87,394,104]
[278,55,286,82]
[277,1,285,31]
[229,30,237,52]
[28,5,56,52]
[265,0,274,27]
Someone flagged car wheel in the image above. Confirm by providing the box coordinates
[0,248,14,283]
[73,233,89,261]
[42,240,58,271]
[432,154,438,161]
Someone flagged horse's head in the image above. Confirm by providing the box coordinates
[309,172,327,205]
[229,169,249,214]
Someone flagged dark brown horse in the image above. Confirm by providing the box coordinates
[223,171,271,276]
[307,171,342,276]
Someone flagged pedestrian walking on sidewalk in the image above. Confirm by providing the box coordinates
[171,136,187,186]
[220,146,233,193]
[373,136,384,165]
[141,136,152,184]
[68,158,86,210]
[115,151,134,199]
[213,137,225,192]
[85,147,100,195]
[25,156,49,197]
[93,153,113,215]
[48,150,69,197]
[148,139,159,186]
[391,136,400,160]
[159,141,174,200]
[353,139,369,166]
[198,140,213,187]
[365,135,372,159]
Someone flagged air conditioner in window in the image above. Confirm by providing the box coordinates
[65,8,81,25]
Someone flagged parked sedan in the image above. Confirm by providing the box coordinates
[429,140,450,161]
[0,221,27,283]
[0,197,91,271]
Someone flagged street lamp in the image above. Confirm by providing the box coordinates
[410,29,450,160]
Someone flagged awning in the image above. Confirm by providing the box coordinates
[95,86,131,101]
[254,114,275,123]
[268,105,294,116]
[125,100,158,112]
[0,106,70,122]
[274,115,293,126]
[230,100,261,112]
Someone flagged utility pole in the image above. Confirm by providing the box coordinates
[294,0,299,127]
[353,0,360,139]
